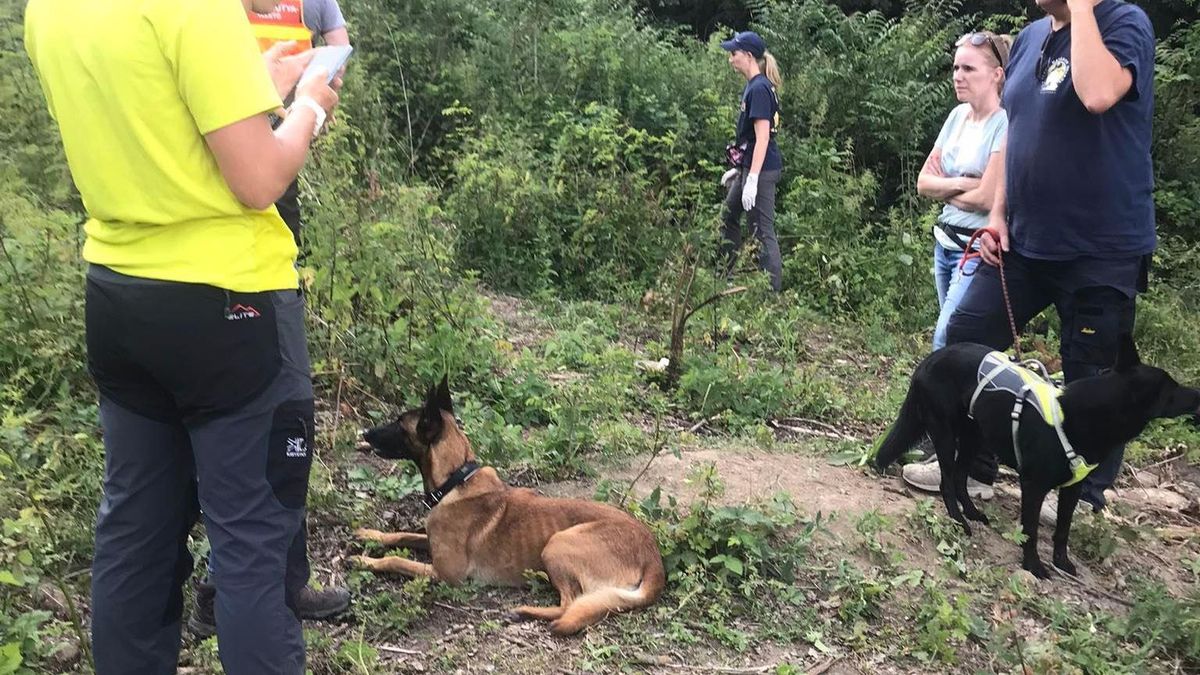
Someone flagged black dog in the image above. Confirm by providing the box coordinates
[873,335,1200,578]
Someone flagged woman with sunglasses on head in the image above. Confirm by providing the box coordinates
[901,31,1012,500]
[917,31,1013,352]
[718,31,784,292]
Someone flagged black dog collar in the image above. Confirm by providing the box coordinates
[423,461,480,509]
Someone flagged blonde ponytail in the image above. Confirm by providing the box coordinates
[759,51,783,93]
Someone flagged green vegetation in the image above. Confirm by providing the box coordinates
[3,0,1200,671]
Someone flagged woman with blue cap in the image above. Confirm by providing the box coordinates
[719,31,784,291]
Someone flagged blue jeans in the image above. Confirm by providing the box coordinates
[932,244,979,351]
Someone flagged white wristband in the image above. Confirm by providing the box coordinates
[290,96,326,137]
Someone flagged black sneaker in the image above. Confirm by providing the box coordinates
[189,580,350,637]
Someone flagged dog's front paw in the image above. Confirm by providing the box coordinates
[354,528,386,542]
[1023,559,1051,580]
[351,555,379,571]
[964,510,990,526]
[1053,554,1078,577]
[958,520,973,537]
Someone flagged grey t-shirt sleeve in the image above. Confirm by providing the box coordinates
[303,0,346,37]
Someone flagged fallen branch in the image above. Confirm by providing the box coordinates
[1140,453,1185,473]
[1155,525,1200,541]
[807,657,841,675]
[433,601,493,614]
[653,659,838,675]
[500,633,538,650]
[776,417,850,437]
[768,419,859,442]
[1053,566,1133,607]
[377,644,423,656]
[652,663,774,674]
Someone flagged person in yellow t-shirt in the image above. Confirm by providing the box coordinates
[24,0,338,673]
[187,0,355,641]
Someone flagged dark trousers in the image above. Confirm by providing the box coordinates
[205,181,310,594]
[721,168,783,291]
[87,266,312,674]
[277,179,303,250]
[944,252,1143,508]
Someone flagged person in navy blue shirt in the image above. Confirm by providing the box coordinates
[719,31,784,291]
[938,0,1157,525]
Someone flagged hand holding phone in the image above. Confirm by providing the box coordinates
[263,41,315,100]
[300,45,353,86]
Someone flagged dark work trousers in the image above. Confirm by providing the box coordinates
[277,179,304,252]
[944,251,1145,508]
[206,181,311,600]
[721,168,783,291]
[275,182,311,598]
[87,265,313,675]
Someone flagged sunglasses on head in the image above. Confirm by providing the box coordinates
[956,32,1004,68]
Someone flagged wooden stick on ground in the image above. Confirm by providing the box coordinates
[377,644,424,656]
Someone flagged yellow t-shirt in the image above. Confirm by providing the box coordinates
[24,0,297,292]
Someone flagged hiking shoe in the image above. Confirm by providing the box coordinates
[188,581,350,638]
[901,458,995,500]
[293,584,352,620]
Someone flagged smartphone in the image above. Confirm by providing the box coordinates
[300,45,353,85]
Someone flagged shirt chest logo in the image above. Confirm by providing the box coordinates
[1041,58,1070,93]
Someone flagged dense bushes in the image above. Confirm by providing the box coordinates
[2,0,1200,669]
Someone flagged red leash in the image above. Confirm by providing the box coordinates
[959,227,1022,361]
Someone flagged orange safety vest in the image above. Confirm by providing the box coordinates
[247,0,312,54]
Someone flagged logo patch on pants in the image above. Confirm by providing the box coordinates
[286,437,307,457]
[268,399,315,509]
[225,303,262,320]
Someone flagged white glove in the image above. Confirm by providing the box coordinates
[720,168,739,188]
[741,172,759,211]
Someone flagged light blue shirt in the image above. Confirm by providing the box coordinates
[932,104,1008,249]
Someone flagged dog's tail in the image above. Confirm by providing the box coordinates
[549,559,666,636]
[870,386,926,471]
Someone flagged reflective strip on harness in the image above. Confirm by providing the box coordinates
[970,351,1096,488]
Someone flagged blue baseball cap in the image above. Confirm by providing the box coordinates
[720,31,767,58]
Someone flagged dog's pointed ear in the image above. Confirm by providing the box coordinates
[436,375,454,414]
[417,384,445,445]
[1114,333,1141,372]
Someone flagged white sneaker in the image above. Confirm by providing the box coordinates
[901,457,995,500]
[1039,492,1056,527]
[1040,493,1092,527]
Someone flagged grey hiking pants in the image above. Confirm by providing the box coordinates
[86,265,312,675]
[721,168,783,291]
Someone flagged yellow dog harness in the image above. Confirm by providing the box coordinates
[967,351,1097,488]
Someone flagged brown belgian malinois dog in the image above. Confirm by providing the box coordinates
[353,378,666,635]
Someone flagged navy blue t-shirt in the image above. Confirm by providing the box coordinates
[735,74,782,171]
[1002,0,1156,260]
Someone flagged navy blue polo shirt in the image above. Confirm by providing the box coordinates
[1002,0,1156,260]
[736,74,782,171]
